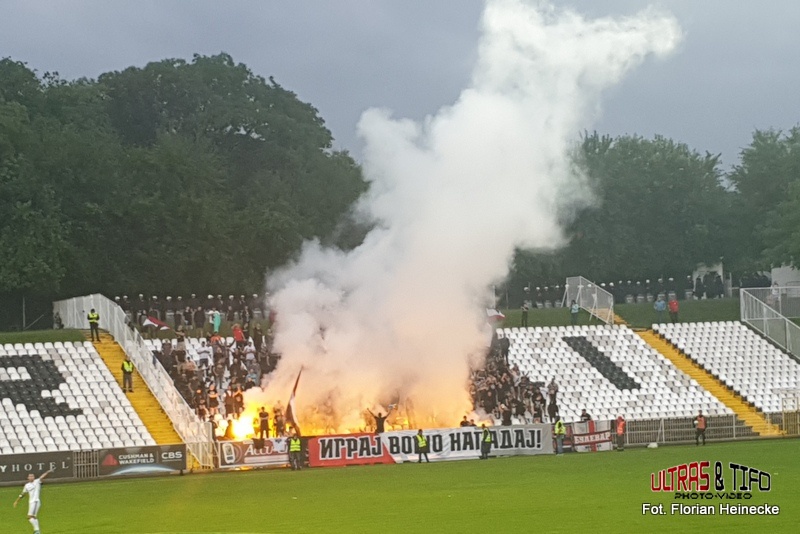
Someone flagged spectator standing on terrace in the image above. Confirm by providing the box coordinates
[121,356,134,393]
[224,386,235,417]
[460,416,470,427]
[193,306,206,337]
[532,392,545,423]
[232,323,245,349]
[570,300,580,326]
[480,424,492,460]
[274,406,285,437]
[615,415,626,451]
[554,416,566,455]
[580,409,592,422]
[211,308,221,334]
[197,341,212,371]
[416,430,430,463]
[258,407,270,439]
[694,410,707,446]
[547,377,559,405]
[87,308,100,342]
[243,340,256,364]
[500,404,512,426]
[653,296,667,323]
[668,298,679,323]
[207,385,220,417]
[499,335,510,365]
[547,400,559,423]
[368,407,392,433]
[233,385,244,418]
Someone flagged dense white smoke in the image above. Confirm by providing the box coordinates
[254,0,681,433]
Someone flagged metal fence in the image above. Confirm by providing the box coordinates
[563,276,614,324]
[53,294,215,468]
[740,287,800,357]
[625,415,777,446]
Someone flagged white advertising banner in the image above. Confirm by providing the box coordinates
[380,424,553,463]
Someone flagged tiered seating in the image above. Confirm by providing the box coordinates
[655,321,800,413]
[0,341,155,454]
[503,325,731,421]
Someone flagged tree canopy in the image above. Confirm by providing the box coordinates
[1,53,798,326]
[0,54,366,304]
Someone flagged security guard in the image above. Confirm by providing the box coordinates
[554,416,566,455]
[87,308,100,342]
[288,430,303,470]
[121,356,134,393]
[416,429,430,463]
[480,424,493,460]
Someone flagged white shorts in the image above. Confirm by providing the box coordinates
[28,500,40,517]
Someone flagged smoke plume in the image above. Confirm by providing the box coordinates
[255,0,681,432]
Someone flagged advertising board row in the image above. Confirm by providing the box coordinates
[0,445,187,483]
[216,423,617,468]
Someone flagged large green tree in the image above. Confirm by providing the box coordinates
[0,54,367,320]
[728,127,800,269]
[561,133,733,281]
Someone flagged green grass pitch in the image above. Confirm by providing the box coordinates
[0,438,796,533]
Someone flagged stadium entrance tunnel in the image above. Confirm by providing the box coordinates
[561,336,640,391]
[0,355,83,417]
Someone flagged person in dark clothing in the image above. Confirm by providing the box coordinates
[499,335,510,365]
[367,406,393,433]
[520,304,529,327]
[258,406,270,439]
[500,404,512,426]
[233,385,244,419]
[194,306,206,337]
[224,386,235,418]
[547,377,559,405]
[580,409,592,422]
[547,400,558,423]
[460,416,471,427]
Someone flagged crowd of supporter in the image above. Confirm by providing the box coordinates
[116,293,269,329]
[469,332,559,425]
[150,322,285,438]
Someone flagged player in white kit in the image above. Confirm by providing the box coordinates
[13,469,54,534]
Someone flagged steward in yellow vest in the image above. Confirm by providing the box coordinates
[416,429,430,463]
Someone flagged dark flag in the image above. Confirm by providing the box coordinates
[285,367,303,436]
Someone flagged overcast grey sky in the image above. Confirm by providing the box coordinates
[1,1,798,168]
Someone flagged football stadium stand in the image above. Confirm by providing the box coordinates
[655,321,800,416]
[502,324,732,422]
[0,340,155,455]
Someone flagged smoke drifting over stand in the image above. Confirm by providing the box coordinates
[261,0,681,431]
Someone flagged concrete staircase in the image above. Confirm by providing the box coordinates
[638,330,783,436]
[84,331,182,444]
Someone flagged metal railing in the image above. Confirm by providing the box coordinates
[563,276,614,324]
[53,294,214,467]
[740,287,800,357]
[624,415,781,446]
